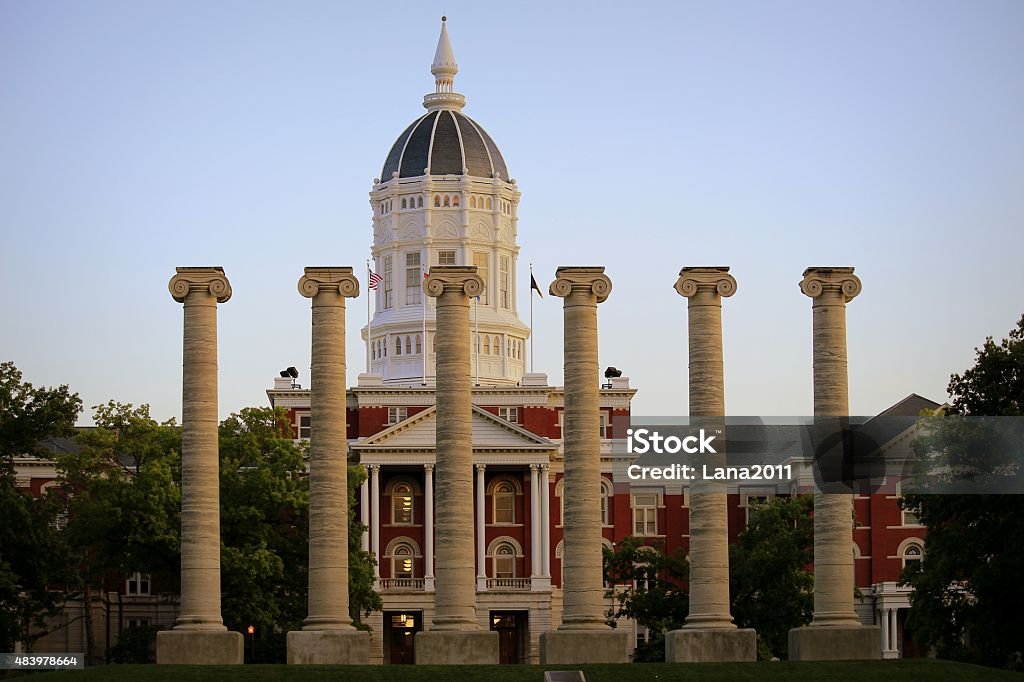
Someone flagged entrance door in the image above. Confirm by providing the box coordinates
[384,611,421,664]
[490,611,527,664]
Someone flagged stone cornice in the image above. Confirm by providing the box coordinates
[799,266,862,303]
[423,265,484,298]
[298,267,360,299]
[549,266,612,303]
[674,266,736,299]
[168,267,232,303]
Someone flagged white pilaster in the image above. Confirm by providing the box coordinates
[540,464,551,578]
[530,465,541,578]
[360,473,370,553]
[880,609,890,654]
[370,465,381,582]
[424,463,435,591]
[476,463,487,591]
[890,609,899,657]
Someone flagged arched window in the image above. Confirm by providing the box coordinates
[556,477,613,526]
[453,195,460,207]
[470,196,476,208]
[371,340,377,360]
[493,480,516,524]
[484,337,490,355]
[415,334,422,354]
[487,537,523,579]
[392,482,414,525]
[443,195,450,207]
[434,195,440,207]
[401,198,407,209]
[899,538,925,569]
[383,339,387,357]
[395,336,402,355]
[417,196,423,208]
[486,197,492,209]
[385,537,421,579]
[405,336,412,355]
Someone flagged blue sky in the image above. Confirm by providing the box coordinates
[2,0,1022,424]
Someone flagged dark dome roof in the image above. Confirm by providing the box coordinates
[381,110,508,181]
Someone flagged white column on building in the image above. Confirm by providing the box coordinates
[424,463,435,589]
[476,463,487,590]
[530,465,541,578]
[880,609,890,654]
[370,464,381,581]
[889,609,898,655]
[360,473,369,553]
[540,464,551,578]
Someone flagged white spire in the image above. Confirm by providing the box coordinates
[424,16,466,112]
[431,16,458,93]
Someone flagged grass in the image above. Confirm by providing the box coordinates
[16,660,1019,681]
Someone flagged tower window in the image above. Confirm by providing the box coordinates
[486,197,492,210]
[406,252,422,305]
[443,195,450,207]
[418,196,423,208]
[382,255,393,309]
[401,198,407,209]
[453,195,460,207]
[438,250,456,265]
[500,256,510,309]
[434,195,440,207]
[473,252,488,304]
[470,196,476,208]
[405,335,412,355]
[395,336,402,355]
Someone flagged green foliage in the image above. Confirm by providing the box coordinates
[901,314,1024,669]
[109,624,158,663]
[347,463,381,627]
[0,362,81,650]
[603,536,689,662]
[729,495,814,660]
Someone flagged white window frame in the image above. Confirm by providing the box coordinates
[437,249,456,265]
[405,251,422,305]
[473,251,488,304]
[499,255,510,309]
[296,412,311,440]
[126,572,151,596]
[388,407,408,424]
[498,406,519,424]
[382,255,393,309]
[632,493,658,536]
[391,482,415,525]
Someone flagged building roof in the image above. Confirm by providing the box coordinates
[380,109,509,181]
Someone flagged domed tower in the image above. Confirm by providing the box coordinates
[364,18,530,387]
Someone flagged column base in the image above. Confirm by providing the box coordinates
[539,629,629,664]
[156,630,243,665]
[286,629,371,664]
[788,625,882,661]
[665,628,757,662]
[414,630,499,664]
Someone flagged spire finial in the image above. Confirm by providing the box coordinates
[424,16,466,112]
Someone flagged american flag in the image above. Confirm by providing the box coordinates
[368,271,383,290]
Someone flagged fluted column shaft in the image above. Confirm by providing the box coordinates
[801,267,862,627]
[424,266,484,630]
[168,267,232,631]
[298,267,359,629]
[550,267,612,630]
[676,268,737,629]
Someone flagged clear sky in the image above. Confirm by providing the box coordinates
[2,0,1022,425]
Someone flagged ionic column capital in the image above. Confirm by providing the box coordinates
[674,266,736,300]
[424,265,484,299]
[298,267,360,299]
[800,267,861,303]
[423,463,435,473]
[549,266,612,303]
[529,463,541,471]
[475,463,487,472]
[168,266,232,303]
[369,464,381,473]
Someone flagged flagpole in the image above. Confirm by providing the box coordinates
[366,258,372,374]
[474,296,480,386]
[422,266,427,386]
[529,262,534,374]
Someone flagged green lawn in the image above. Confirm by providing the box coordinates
[17,660,1018,681]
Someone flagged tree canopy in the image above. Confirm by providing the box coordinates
[902,314,1024,669]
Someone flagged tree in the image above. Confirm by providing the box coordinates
[729,495,814,660]
[0,362,81,651]
[603,537,689,662]
[901,315,1024,669]
[347,464,381,628]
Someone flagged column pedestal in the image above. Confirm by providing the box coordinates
[539,630,629,665]
[286,630,371,664]
[789,626,882,661]
[156,631,243,665]
[415,631,499,665]
[665,629,757,663]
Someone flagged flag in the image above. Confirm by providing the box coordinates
[530,273,543,299]
[368,271,383,290]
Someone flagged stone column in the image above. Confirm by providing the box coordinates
[424,463,435,591]
[540,465,551,578]
[370,465,381,582]
[288,267,369,664]
[540,267,628,664]
[475,463,487,591]
[530,465,541,578]
[665,267,755,662]
[789,267,880,660]
[157,267,242,664]
[415,265,499,664]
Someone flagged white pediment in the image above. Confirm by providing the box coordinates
[353,406,555,451]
